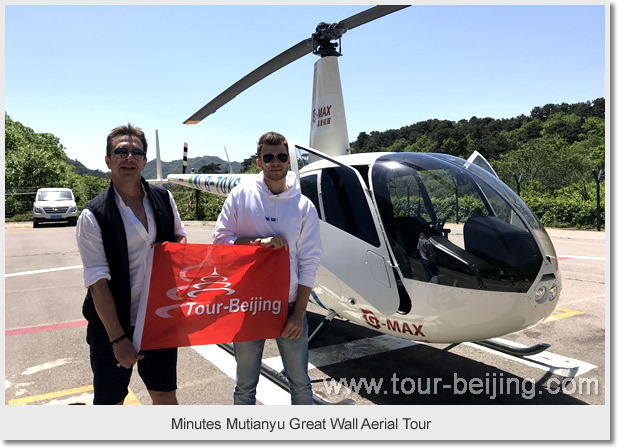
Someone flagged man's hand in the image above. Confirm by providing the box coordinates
[113,338,144,369]
[259,235,288,251]
[151,235,187,248]
[281,311,304,339]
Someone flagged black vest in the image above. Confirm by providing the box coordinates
[81,178,175,333]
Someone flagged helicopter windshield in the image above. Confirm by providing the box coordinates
[372,153,546,293]
[431,152,559,272]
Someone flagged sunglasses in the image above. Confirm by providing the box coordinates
[112,147,146,160]
[262,153,289,164]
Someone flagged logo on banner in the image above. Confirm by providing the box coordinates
[155,262,282,319]
[156,266,234,318]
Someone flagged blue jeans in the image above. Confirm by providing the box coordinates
[233,302,313,405]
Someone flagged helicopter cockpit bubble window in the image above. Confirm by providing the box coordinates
[431,153,559,272]
[295,146,312,171]
[372,153,544,293]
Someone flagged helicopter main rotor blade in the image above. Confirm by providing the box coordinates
[184,38,313,124]
[184,5,410,125]
[335,5,410,33]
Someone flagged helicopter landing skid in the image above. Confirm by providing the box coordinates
[444,339,551,357]
[217,342,355,405]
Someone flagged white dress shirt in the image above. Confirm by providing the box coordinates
[76,187,187,325]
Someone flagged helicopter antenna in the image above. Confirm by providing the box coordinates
[155,130,162,181]
[224,146,233,174]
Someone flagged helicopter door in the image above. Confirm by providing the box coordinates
[288,141,400,316]
[465,150,499,178]
[464,150,527,227]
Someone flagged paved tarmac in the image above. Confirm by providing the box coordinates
[4,221,606,409]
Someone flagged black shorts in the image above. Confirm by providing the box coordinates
[86,323,178,405]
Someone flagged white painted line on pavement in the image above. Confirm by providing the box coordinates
[5,265,83,278]
[192,345,291,405]
[22,358,75,376]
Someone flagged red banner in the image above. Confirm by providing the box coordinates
[134,242,290,351]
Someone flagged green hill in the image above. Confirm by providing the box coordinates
[64,154,243,180]
[65,157,108,178]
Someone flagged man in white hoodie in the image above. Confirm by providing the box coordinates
[213,131,321,405]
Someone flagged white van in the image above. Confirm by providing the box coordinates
[32,188,78,228]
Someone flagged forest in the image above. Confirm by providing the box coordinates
[350,98,605,230]
[4,97,605,229]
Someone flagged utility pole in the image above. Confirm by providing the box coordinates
[593,167,604,231]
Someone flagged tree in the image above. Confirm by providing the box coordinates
[440,137,457,155]
[530,102,569,121]
[192,162,221,219]
[493,135,570,194]
[501,119,542,144]
[541,112,582,145]
[5,112,35,153]
[67,173,109,208]
[352,131,370,152]
[385,138,409,152]
[405,135,437,153]
[198,162,221,174]
[241,153,260,173]
[5,114,73,192]
[569,117,605,230]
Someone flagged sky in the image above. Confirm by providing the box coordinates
[5,2,607,173]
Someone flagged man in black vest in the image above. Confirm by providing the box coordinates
[76,124,187,405]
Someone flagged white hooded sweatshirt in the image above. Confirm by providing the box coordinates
[212,171,322,304]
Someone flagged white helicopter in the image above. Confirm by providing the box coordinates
[161,5,562,357]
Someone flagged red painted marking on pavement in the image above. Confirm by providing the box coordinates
[558,255,604,261]
[6,320,87,336]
